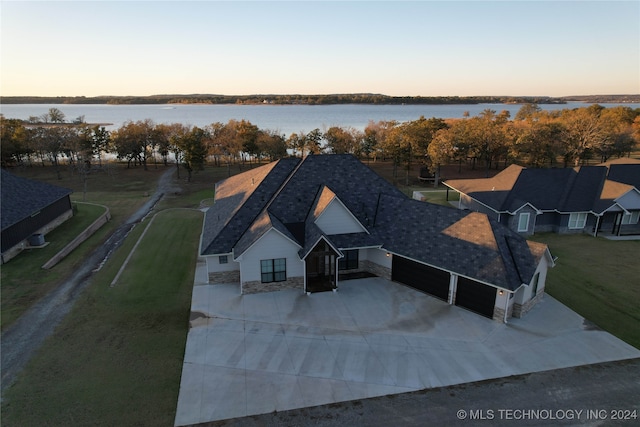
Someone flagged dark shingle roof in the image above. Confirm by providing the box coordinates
[201,154,543,290]
[373,194,534,290]
[607,164,640,189]
[200,158,299,255]
[446,165,623,214]
[503,168,574,212]
[1,169,73,231]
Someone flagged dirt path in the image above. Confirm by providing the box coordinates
[1,168,177,397]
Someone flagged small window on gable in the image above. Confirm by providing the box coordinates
[219,255,228,264]
[517,212,530,232]
[568,212,587,229]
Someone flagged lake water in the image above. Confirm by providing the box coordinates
[1,102,638,136]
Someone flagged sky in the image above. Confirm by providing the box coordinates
[1,1,639,97]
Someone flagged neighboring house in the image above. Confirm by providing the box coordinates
[443,160,640,237]
[1,169,74,263]
[200,154,554,321]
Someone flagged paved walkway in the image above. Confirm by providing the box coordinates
[174,263,640,426]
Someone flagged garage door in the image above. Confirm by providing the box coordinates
[455,277,496,318]
[391,256,450,301]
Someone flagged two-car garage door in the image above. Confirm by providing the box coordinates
[391,256,449,301]
[392,255,497,318]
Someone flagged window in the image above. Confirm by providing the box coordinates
[260,258,286,283]
[568,212,587,229]
[530,272,540,300]
[622,211,640,225]
[219,255,228,264]
[517,212,530,232]
[338,250,359,270]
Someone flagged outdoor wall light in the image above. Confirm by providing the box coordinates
[499,290,504,296]
[386,252,390,257]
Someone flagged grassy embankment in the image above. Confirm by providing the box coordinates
[2,159,639,425]
[529,233,640,349]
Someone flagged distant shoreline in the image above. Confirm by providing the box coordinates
[3,94,638,108]
[4,93,639,106]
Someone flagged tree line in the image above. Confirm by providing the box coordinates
[2,104,639,185]
[1,94,573,106]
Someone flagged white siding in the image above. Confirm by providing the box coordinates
[364,248,392,268]
[514,254,551,305]
[206,253,239,273]
[239,229,304,283]
[315,199,366,235]
[618,190,640,210]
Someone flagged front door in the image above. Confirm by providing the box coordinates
[305,240,338,293]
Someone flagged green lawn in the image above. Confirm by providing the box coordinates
[1,209,203,426]
[0,203,107,329]
[530,233,640,349]
[415,189,460,207]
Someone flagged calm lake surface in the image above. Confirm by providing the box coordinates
[2,102,638,136]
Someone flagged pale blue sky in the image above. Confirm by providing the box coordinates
[1,1,638,97]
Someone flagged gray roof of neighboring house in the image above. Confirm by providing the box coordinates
[1,169,73,231]
[201,154,545,291]
[445,164,638,214]
[607,164,640,189]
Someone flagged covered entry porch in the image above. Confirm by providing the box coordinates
[304,239,340,293]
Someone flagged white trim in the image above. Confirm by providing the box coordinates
[517,212,530,232]
[509,202,542,215]
[301,235,344,261]
[621,211,640,225]
[385,248,517,292]
[315,195,370,234]
[234,226,302,261]
[568,212,588,229]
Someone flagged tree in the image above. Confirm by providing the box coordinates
[305,128,323,156]
[0,116,29,166]
[257,130,288,161]
[324,126,356,154]
[179,126,207,182]
[48,108,66,123]
[561,107,606,166]
[235,119,260,165]
[111,119,157,169]
[511,118,565,167]
[28,126,68,178]
[364,120,398,161]
[287,132,306,158]
[514,103,542,121]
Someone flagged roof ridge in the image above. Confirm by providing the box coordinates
[230,158,303,252]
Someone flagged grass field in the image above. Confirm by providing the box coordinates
[2,159,639,425]
[1,203,108,329]
[1,209,203,426]
[530,233,640,349]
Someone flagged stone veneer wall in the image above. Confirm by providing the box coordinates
[209,270,240,284]
[512,292,543,318]
[242,276,304,294]
[360,260,391,280]
[492,301,514,322]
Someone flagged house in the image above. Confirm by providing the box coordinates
[1,169,74,263]
[443,160,640,237]
[200,154,554,321]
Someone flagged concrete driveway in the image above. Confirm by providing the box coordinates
[175,263,640,426]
